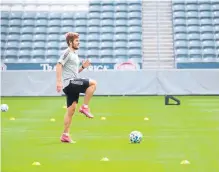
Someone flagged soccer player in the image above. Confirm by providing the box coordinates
[56,32,97,143]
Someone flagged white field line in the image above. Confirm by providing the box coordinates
[188,99,219,103]
[188,102,219,107]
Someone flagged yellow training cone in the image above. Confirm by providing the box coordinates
[32,162,41,166]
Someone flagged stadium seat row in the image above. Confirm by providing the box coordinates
[2,41,142,50]
[1,19,142,27]
[1,1,143,63]
[1,33,142,42]
[2,49,142,63]
[1,26,142,34]
[1,12,142,20]
[172,1,219,61]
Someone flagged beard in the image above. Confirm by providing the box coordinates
[72,44,79,50]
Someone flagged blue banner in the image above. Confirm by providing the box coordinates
[1,62,142,71]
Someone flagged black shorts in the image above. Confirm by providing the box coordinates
[63,78,89,107]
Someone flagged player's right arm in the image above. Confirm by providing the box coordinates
[56,50,70,93]
[56,63,63,92]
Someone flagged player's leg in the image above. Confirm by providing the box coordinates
[61,102,77,143]
[84,79,97,106]
[61,86,79,143]
[63,101,77,134]
[79,79,97,118]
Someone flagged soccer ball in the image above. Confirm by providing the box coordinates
[1,104,9,112]
[129,130,143,143]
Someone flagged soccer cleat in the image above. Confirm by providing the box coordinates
[60,134,75,143]
[79,106,94,118]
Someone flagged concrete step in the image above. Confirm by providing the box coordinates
[143,61,174,65]
[142,24,158,27]
[142,16,157,20]
[143,53,173,57]
[142,65,173,69]
[143,41,173,45]
[157,21,172,24]
[142,0,174,70]
[143,10,172,13]
[144,47,160,51]
[156,59,174,62]
[142,47,173,50]
[142,43,158,46]
[143,61,160,65]
[142,14,157,17]
[143,45,173,49]
[143,40,173,44]
[142,23,157,26]
[143,49,173,53]
[142,53,158,56]
[155,43,173,47]
[143,51,158,54]
[158,47,174,51]
[142,26,158,29]
[158,28,173,30]
[157,7,172,9]
[142,66,174,69]
[144,23,170,26]
[145,44,170,48]
[157,30,173,33]
[143,48,158,51]
[143,29,159,32]
[143,12,172,16]
[157,7,172,10]
[143,50,174,55]
[143,39,173,42]
[143,61,174,67]
[154,53,174,57]
[142,20,157,23]
[142,35,159,38]
[143,7,157,10]
[142,46,159,49]
[157,10,172,13]
[142,45,159,48]
[143,36,173,40]
[155,52,174,55]
[143,42,159,45]
[143,52,173,56]
[156,28,173,31]
[158,16,172,20]
[143,2,157,5]
[142,37,158,40]
[142,6,157,8]
[157,35,173,38]
[158,28,173,31]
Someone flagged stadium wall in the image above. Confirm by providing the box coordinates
[1,70,219,96]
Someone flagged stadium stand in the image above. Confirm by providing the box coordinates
[172,0,219,66]
[1,0,142,64]
[1,0,219,69]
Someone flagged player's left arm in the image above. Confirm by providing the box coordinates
[78,59,91,73]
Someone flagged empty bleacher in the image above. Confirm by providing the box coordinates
[1,0,143,64]
[172,0,219,63]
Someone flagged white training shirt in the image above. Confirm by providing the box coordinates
[57,48,80,88]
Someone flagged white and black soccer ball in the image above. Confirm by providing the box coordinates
[1,104,9,112]
[129,130,143,143]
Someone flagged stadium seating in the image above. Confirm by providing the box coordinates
[172,0,219,62]
[1,0,142,63]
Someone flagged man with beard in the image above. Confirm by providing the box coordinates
[56,32,97,143]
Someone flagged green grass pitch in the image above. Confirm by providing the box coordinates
[1,96,219,172]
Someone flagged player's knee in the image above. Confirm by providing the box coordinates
[90,80,97,88]
[92,82,97,91]
[68,102,77,115]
